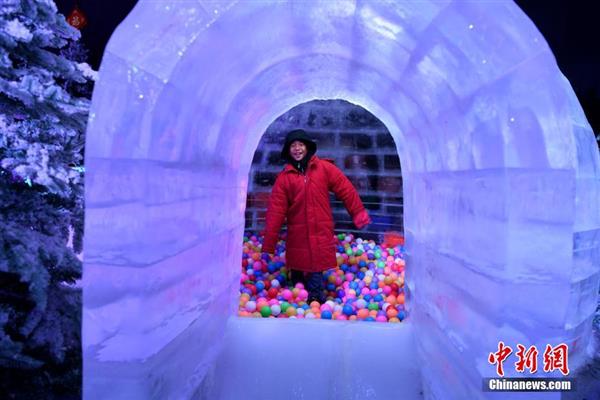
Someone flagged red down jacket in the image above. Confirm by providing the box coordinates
[262,155,370,272]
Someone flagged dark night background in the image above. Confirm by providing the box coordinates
[54,0,600,135]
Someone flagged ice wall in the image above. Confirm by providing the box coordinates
[83,1,600,399]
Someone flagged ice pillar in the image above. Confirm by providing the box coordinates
[83,1,600,399]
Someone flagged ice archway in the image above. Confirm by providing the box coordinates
[83,1,600,399]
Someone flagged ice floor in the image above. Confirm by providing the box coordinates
[207,317,423,400]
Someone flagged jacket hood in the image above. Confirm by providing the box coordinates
[280,129,317,163]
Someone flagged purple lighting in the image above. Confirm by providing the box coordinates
[83,1,600,399]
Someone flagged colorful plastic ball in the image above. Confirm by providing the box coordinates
[321,310,333,319]
[342,305,354,316]
[271,305,281,316]
[364,316,375,322]
[255,281,265,291]
[376,315,388,322]
[398,310,406,321]
[368,302,379,311]
[245,301,256,312]
[260,306,272,318]
[282,289,293,301]
[271,279,280,288]
[286,307,297,317]
[398,293,405,305]
[298,289,308,300]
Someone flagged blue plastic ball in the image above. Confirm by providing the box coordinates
[374,294,383,302]
[255,281,265,291]
[364,316,375,322]
[327,283,336,291]
[342,305,354,316]
[357,271,365,279]
[364,294,372,301]
[321,310,333,319]
[398,311,406,321]
[370,282,378,290]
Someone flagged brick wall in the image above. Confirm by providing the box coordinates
[245,99,403,240]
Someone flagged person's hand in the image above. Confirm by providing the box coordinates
[353,209,371,230]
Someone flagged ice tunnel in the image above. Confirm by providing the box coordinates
[83,1,600,399]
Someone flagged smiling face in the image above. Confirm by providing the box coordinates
[289,140,307,161]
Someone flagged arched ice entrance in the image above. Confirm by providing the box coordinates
[83,1,600,399]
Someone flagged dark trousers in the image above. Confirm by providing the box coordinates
[290,269,324,302]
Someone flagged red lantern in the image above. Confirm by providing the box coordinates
[67,6,88,30]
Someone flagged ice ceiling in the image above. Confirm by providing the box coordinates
[83,1,600,399]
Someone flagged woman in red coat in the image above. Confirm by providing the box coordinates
[262,129,371,302]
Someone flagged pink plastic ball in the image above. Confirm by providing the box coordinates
[320,304,332,312]
[282,289,293,301]
[376,315,388,322]
[370,289,378,296]
[383,286,392,295]
[361,287,370,295]
[253,261,262,271]
[299,289,308,300]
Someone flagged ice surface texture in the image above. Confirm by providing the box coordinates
[83,1,600,399]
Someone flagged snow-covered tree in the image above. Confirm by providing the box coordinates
[0,0,95,397]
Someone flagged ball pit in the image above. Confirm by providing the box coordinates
[238,232,406,323]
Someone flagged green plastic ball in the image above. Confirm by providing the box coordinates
[260,306,272,317]
[368,303,379,311]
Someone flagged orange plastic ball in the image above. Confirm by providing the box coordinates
[398,293,405,305]
[357,309,369,319]
[387,308,398,318]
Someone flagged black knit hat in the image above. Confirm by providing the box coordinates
[280,129,317,162]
